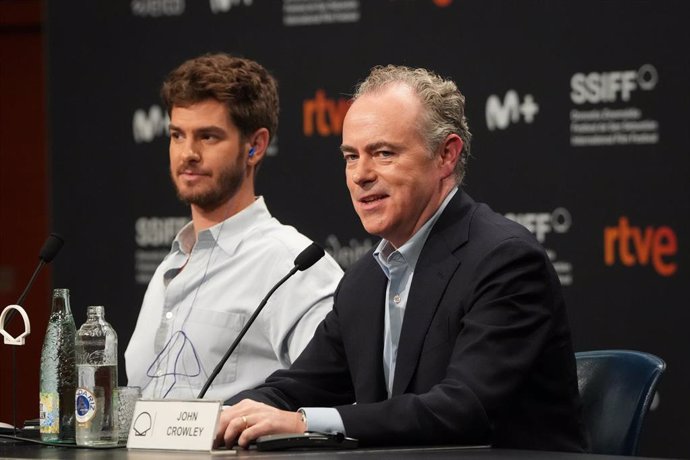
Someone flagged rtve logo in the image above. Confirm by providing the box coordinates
[485,91,539,131]
[570,64,658,105]
[303,90,351,137]
[210,0,252,13]
[604,217,677,277]
[133,105,169,144]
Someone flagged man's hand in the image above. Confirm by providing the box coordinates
[214,399,306,448]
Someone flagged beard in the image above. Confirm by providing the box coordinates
[171,153,246,211]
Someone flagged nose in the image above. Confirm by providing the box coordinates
[351,155,375,187]
[181,140,201,162]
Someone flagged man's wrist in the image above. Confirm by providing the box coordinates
[297,407,346,435]
[297,408,308,432]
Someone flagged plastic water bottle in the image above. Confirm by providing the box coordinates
[39,288,77,442]
[75,305,118,446]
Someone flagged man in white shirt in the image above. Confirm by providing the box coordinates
[124,53,343,401]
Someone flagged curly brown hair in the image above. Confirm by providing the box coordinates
[161,53,279,142]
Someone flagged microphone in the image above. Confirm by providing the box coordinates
[38,233,64,264]
[197,243,325,398]
[6,233,64,324]
[293,242,325,271]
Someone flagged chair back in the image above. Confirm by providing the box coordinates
[576,349,665,456]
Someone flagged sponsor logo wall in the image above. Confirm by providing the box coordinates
[569,65,660,147]
[46,1,688,457]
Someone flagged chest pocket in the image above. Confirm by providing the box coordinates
[183,309,246,386]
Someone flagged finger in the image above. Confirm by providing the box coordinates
[222,416,247,448]
[236,411,302,447]
[214,410,233,448]
[214,403,254,448]
[237,419,271,448]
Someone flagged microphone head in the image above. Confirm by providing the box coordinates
[294,243,325,271]
[39,233,65,263]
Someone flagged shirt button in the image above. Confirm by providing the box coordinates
[393,295,401,304]
[165,311,173,319]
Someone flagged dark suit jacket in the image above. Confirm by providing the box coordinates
[228,190,588,452]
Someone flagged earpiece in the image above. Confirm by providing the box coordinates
[248,147,256,158]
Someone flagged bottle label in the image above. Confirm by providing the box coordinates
[75,388,96,423]
[39,392,59,434]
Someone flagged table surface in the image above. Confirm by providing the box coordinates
[0,439,675,460]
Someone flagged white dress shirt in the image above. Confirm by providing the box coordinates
[125,197,343,401]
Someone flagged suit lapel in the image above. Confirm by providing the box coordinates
[348,258,389,402]
[391,190,475,396]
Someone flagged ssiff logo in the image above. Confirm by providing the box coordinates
[133,412,153,436]
[570,64,657,105]
[303,90,351,136]
[486,90,539,131]
[504,208,571,244]
[505,208,573,286]
[604,217,677,276]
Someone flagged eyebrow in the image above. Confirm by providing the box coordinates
[340,141,403,154]
[168,124,226,135]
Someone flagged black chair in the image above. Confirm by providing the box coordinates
[575,349,666,456]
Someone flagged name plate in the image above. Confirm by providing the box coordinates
[126,399,221,451]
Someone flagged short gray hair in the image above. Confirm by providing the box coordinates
[353,65,472,183]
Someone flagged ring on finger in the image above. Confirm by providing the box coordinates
[241,415,248,430]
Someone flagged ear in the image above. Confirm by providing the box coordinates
[437,134,463,180]
[246,128,270,165]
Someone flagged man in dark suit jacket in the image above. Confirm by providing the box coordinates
[215,65,588,452]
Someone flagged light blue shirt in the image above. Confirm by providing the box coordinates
[302,187,458,434]
[125,197,343,401]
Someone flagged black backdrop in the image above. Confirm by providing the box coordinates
[46,1,689,457]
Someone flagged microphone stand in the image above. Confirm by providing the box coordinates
[5,261,45,433]
[7,262,45,435]
[1,234,63,435]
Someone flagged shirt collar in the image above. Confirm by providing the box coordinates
[171,196,273,257]
[373,186,458,272]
